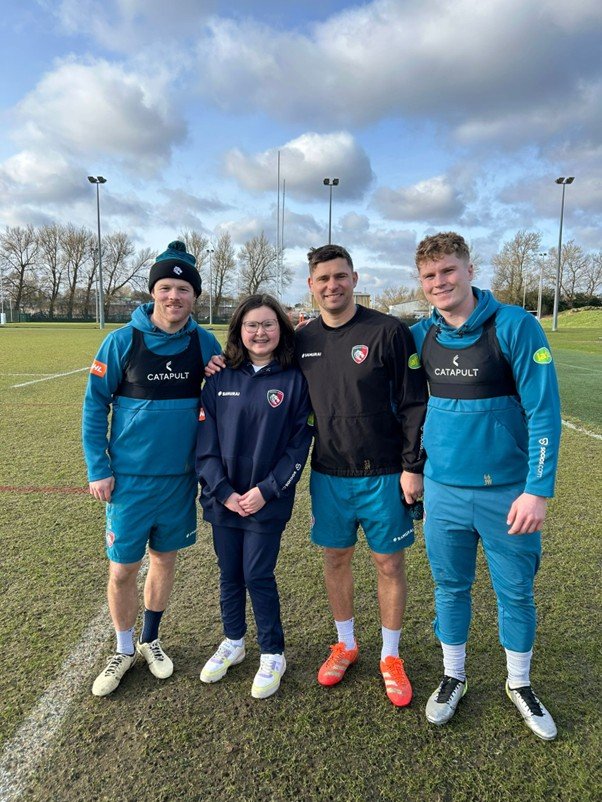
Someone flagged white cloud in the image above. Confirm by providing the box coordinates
[197,0,602,148]
[224,132,373,201]
[373,176,465,224]
[53,0,215,52]
[14,58,186,175]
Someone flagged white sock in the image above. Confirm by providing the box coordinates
[505,648,532,689]
[441,641,467,682]
[381,626,401,660]
[116,627,135,656]
[226,637,244,648]
[335,618,356,649]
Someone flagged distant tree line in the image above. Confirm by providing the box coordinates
[374,231,600,316]
[0,224,292,322]
[491,230,601,312]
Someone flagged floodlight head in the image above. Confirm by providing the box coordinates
[97,176,107,184]
[88,176,96,183]
[566,176,575,184]
[555,177,565,184]
[323,178,329,185]
[333,178,339,186]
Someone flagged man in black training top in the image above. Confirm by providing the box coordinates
[295,244,427,707]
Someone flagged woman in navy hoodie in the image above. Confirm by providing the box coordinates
[196,294,312,698]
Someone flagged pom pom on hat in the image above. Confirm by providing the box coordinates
[148,240,202,297]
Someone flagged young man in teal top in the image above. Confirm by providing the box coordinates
[411,231,561,740]
[83,241,221,696]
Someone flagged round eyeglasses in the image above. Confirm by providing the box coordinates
[242,319,279,333]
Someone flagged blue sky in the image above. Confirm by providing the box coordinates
[1,0,600,302]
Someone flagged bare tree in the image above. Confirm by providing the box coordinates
[62,225,95,319]
[211,232,236,318]
[237,232,281,295]
[373,285,418,313]
[546,241,597,307]
[179,229,210,281]
[583,252,602,298]
[0,225,39,312]
[491,230,542,306]
[102,232,153,318]
[37,224,64,318]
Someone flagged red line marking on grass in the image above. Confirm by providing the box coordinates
[0,485,88,494]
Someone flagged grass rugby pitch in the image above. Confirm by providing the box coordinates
[0,313,600,802]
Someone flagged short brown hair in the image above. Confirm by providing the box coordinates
[224,294,295,369]
[415,232,470,268]
[307,244,353,274]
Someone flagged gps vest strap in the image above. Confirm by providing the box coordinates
[116,327,203,400]
[421,315,517,400]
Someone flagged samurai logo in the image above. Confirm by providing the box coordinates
[267,389,284,408]
[351,345,369,364]
[408,353,421,369]
[105,530,115,548]
[173,265,183,275]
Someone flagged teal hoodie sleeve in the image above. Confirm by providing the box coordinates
[496,308,561,497]
[81,328,133,482]
[197,328,222,364]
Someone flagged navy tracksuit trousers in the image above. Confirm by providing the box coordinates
[212,525,284,654]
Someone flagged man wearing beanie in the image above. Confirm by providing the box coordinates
[83,240,221,697]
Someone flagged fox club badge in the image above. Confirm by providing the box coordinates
[351,344,369,364]
[267,389,284,408]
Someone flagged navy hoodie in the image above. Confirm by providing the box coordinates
[196,360,313,532]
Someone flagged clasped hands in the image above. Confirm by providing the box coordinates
[224,487,266,517]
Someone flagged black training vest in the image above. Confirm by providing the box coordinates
[116,327,204,400]
[421,315,517,400]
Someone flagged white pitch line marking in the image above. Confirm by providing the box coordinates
[10,367,89,388]
[555,361,601,374]
[0,559,149,802]
[562,419,602,440]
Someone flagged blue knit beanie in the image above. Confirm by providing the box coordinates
[148,240,202,297]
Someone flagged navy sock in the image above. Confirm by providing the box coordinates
[140,608,164,643]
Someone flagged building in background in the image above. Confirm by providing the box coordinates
[388,299,430,320]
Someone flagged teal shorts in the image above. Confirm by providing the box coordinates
[105,473,198,564]
[309,471,415,555]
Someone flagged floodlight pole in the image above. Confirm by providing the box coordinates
[552,176,574,332]
[323,177,339,244]
[88,176,107,329]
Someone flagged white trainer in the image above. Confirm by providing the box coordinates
[251,653,286,699]
[92,652,137,697]
[426,675,468,725]
[505,681,558,741]
[200,639,246,683]
[136,639,174,679]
